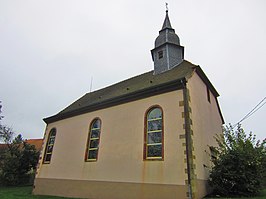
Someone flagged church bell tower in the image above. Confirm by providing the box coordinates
[151,10,184,75]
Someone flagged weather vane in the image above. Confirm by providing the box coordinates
[165,2,169,12]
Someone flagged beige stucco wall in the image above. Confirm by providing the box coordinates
[187,72,223,182]
[34,73,223,199]
[36,91,187,186]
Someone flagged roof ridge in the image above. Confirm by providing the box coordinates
[85,70,153,95]
[47,61,197,123]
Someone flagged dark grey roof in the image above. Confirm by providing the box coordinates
[44,60,221,124]
[161,10,173,30]
[155,11,180,48]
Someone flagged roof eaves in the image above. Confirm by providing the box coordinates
[43,78,186,124]
[215,97,225,124]
[193,66,224,124]
[194,66,219,97]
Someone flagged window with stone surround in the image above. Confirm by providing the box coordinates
[85,118,101,161]
[43,128,56,164]
[144,106,164,160]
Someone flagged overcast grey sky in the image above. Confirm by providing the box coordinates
[0,0,265,141]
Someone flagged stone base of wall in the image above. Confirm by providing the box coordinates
[33,178,188,199]
[196,179,211,199]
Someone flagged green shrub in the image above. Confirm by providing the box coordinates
[209,125,266,197]
[0,136,39,186]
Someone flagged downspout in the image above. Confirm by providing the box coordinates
[181,79,193,199]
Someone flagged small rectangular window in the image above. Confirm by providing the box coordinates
[158,51,163,59]
[207,86,211,103]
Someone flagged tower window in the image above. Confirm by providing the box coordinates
[158,51,163,59]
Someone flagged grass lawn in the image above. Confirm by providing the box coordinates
[205,189,266,199]
[0,186,265,199]
[0,186,76,199]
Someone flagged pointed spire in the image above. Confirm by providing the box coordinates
[161,6,173,30]
[155,8,179,48]
[151,6,184,75]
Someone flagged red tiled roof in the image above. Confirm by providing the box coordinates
[0,139,43,151]
[25,139,43,151]
[0,143,8,150]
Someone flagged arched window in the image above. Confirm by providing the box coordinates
[144,106,164,160]
[85,118,101,161]
[43,128,56,164]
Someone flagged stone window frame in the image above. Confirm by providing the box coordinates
[143,105,164,161]
[85,118,102,162]
[43,128,56,164]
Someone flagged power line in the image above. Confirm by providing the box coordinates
[238,97,266,123]
[233,97,266,128]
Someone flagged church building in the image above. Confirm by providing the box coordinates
[33,10,224,199]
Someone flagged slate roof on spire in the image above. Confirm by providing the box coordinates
[154,10,180,48]
[161,10,173,31]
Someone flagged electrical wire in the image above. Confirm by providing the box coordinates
[232,97,266,128]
